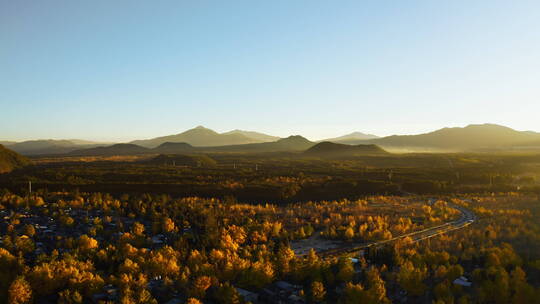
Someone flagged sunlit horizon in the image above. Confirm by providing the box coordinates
[2,121,539,144]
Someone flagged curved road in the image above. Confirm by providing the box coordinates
[293,199,476,258]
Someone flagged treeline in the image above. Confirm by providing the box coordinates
[1,155,538,203]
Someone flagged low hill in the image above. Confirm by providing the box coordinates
[148,154,217,167]
[344,124,540,152]
[260,135,314,151]
[304,142,388,157]
[205,135,315,153]
[152,142,195,154]
[69,144,150,156]
[130,126,263,148]
[0,145,31,173]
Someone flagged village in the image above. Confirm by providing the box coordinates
[0,204,315,303]
[0,199,477,304]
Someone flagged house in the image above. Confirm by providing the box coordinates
[104,285,118,300]
[164,298,182,304]
[91,293,108,303]
[274,281,298,293]
[91,285,118,304]
[151,234,165,245]
[288,294,305,304]
[260,288,277,302]
[236,287,259,303]
[453,276,472,287]
[272,281,303,303]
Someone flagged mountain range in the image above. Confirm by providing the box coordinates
[344,124,540,152]
[68,135,315,156]
[3,123,540,156]
[2,127,279,155]
[130,126,269,148]
[3,140,110,155]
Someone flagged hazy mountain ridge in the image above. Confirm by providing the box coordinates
[5,139,111,155]
[322,132,379,143]
[344,124,540,152]
[0,141,17,146]
[202,135,315,153]
[222,129,280,142]
[6,123,540,155]
[69,135,315,156]
[69,144,150,156]
[130,126,268,148]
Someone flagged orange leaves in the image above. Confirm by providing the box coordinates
[144,246,181,278]
[397,261,427,297]
[131,222,145,237]
[190,276,212,299]
[119,258,140,275]
[310,281,326,303]
[78,234,98,251]
[161,217,176,233]
[8,276,32,304]
[26,259,104,298]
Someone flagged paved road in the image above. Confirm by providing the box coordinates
[294,199,476,258]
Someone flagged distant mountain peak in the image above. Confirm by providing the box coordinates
[222,129,280,142]
[280,135,310,142]
[322,131,379,143]
[464,123,507,129]
[130,126,263,148]
[185,126,217,134]
[344,131,379,138]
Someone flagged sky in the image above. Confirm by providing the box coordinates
[1,0,540,142]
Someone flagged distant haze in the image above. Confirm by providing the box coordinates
[4,123,540,156]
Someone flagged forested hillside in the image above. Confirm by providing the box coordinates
[0,145,30,173]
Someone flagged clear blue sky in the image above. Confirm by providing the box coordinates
[1,0,539,142]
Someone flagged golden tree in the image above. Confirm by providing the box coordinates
[132,222,145,236]
[311,281,326,303]
[8,276,32,304]
[161,217,176,233]
[191,276,212,299]
[78,234,99,251]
